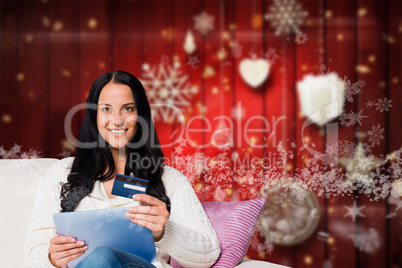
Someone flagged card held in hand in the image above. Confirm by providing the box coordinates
[111,174,149,199]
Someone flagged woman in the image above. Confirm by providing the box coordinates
[24,71,221,268]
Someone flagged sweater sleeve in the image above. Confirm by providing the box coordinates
[24,159,72,268]
[155,167,221,268]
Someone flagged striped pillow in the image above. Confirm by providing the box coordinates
[170,198,266,268]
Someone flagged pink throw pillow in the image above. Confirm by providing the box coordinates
[170,198,266,268]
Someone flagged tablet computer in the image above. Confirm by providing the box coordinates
[53,207,157,268]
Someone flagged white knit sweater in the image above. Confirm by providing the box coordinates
[24,157,221,268]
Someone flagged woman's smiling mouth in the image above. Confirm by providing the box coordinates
[108,129,128,136]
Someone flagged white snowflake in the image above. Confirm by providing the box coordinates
[350,110,368,125]
[194,11,214,35]
[343,201,365,222]
[265,0,308,36]
[339,110,368,127]
[374,98,392,112]
[367,124,384,147]
[186,54,200,69]
[389,162,401,179]
[58,149,73,158]
[231,41,243,59]
[141,62,196,123]
[295,31,307,44]
[160,54,169,66]
[0,144,41,159]
[261,47,280,63]
[365,100,375,108]
[349,227,380,253]
[343,76,365,103]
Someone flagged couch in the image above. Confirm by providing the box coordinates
[0,158,288,268]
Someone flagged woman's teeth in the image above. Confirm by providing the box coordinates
[109,129,126,133]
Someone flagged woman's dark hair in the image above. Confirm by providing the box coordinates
[60,71,170,212]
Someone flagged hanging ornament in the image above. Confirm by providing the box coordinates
[297,73,345,127]
[239,54,270,88]
[183,31,196,55]
[259,183,320,245]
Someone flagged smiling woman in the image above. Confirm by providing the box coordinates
[24,71,221,268]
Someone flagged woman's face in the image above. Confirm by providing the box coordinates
[97,82,137,150]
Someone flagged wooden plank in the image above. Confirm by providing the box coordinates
[0,0,19,151]
[232,0,265,202]
[294,0,326,267]
[17,0,48,155]
[356,0,388,267]
[172,0,205,200]
[325,0,358,267]
[232,0,275,262]
[387,0,402,267]
[47,0,79,158]
[200,0,234,203]
[112,0,143,75]
[78,0,112,104]
[142,0,175,158]
[260,0,297,265]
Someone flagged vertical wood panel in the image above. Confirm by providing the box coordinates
[142,0,175,158]
[262,0,297,265]
[295,0,326,267]
[388,0,402,266]
[325,0,358,267]
[78,0,112,103]
[48,0,79,157]
[201,0,233,202]
[0,1,18,150]
[173,0,205,200]
[112,0,143,75]
[17,0,48,155]
[357,0,388,266]
[233,0,265,202]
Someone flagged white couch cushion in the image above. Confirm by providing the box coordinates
[0,158,59,268]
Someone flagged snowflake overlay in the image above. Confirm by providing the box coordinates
[374,98,392,112]
[295,31,308,44]
[186,54,200,69]
[141,62,196,123]
[265,0,308,36]
[261,47,280,64]
[367,124,384,147]
[160,54,170,66]
[231,41,243,59]
[194,11,214,35]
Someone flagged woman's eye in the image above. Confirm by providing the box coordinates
[101,107,111,112]
[124,107,135,112]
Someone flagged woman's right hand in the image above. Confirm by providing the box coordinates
[48,235,87,267]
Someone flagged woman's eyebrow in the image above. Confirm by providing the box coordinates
[98,103,112,106]
[122,103,136,106]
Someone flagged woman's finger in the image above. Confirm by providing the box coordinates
[53,248,87,267]
[132,194,163,206]
[52,235,77,245]
[125,212,162,225]
[128,205,159,215]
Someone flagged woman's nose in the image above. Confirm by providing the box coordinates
[111,112,125,126]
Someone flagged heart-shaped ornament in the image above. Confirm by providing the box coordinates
[239,57,270,88]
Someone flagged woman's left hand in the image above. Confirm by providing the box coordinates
[125,194,169,241]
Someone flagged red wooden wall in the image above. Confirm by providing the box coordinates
[0,0,401,267]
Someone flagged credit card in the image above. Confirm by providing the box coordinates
[111,174,149,199]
